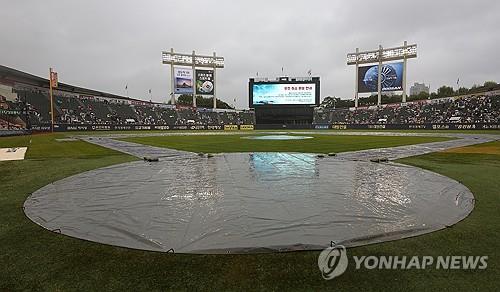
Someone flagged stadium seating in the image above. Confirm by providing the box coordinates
[5,88,255,128]
[313,95,500,124]
[5,82,498,131]
[22,90,51,123]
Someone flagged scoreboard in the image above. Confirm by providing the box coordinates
[249,77,320,107]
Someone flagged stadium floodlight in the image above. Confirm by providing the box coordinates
[162,51,224,68]
[162,48,224,108]
[347,44,417,65]
[347,41,417,107]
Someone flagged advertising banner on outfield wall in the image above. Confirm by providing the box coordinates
[32,124,225,132]
[358,62,403,93]
[315,123,500,130]
[195,69,215,95]
[174,67,193,94]
[27,123,500,133]
[224,125,239,131]
[239,125,254,130]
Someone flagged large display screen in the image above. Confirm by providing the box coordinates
[252,83,316,105]
[358,62,403,93]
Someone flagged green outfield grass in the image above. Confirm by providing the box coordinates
[0,133,498,291]
[120,133,452,153]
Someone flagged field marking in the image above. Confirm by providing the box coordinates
[0,147,27,161]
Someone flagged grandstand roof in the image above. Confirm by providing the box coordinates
[0,64,141,102]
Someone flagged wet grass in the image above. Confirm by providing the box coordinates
[120,134,451,154]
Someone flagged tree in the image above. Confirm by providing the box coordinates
[335,98,354,108]
[174,94,233,109]
[483,81,498,90]
[358,95,378,106]
[321,96,354,108]
[176,94,194,105]
[437,86,454,98]
[416,91,430,100]
[457,87,469,95]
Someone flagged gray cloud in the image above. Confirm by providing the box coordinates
[1,0,499,108]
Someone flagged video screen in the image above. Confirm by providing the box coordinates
[358,62,403,93]
[252,83,316,105]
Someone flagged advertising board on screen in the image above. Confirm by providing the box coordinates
[252,83,316,105]
[174,67,193,94]
[357,62,403,93]
[195,69,214,95]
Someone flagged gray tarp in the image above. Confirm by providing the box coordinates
[79,137,192,159]
[24,151,474,253]
[24,132,498,253]
[79,131,498,161]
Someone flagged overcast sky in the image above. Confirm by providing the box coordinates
[1,0,499,108]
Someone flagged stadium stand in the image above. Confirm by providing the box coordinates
[313,94,500,125]
[1,64,498,132]
[0,65,255,131]
[2,87,255,129]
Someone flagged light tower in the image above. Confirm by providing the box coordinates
[162,49,224,108]
[347,42,417,107]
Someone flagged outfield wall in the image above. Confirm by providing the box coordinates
[258,123,500,130]
[29,124,255,132]
[10,122,500,133]
[0,129,29,137]
[315,123,500,130]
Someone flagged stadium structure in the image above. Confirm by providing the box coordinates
[0,65,255,135]
[1,60,499,290]
[1,64,499,136]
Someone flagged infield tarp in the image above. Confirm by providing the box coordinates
[24,152,474,253]
[80,137,194,159]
